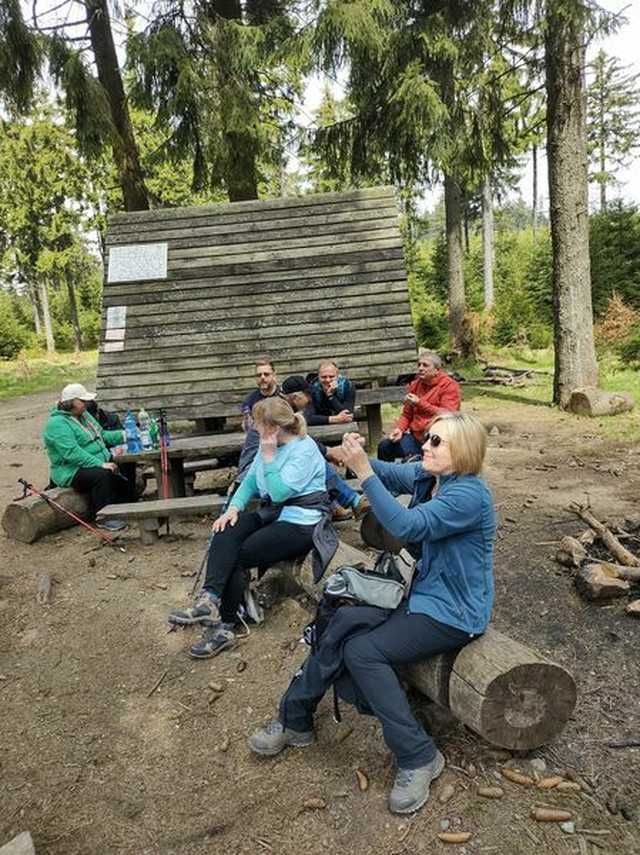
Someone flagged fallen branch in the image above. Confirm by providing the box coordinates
[567,503,640,567]
[607,737,640,749]
[146,669,168,698]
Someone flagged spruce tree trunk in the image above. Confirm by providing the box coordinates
[545,0,599,408]
[532,143,538,240]
[482,175,494,310]
[66,279,83,353]
[84,0,149,211]
[38,281,55,353]
[29,285,42,335]
[212,0,259,202]
[445,174,465,351]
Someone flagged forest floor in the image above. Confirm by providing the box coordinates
[1,376,639,855]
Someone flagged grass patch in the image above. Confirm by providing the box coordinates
[0,351,98,400]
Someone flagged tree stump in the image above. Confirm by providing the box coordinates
[568,387,634,417]
[2,488,91,544]
[406,627,577,750]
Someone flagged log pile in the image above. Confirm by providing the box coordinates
[556,503,640,614]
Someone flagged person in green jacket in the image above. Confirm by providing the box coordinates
[43,383,133,532]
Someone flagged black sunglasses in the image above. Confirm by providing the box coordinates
[424,431,447,448]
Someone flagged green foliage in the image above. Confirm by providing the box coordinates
[589,203,640,315]
[618,326,640,365]
[0,292,30,359]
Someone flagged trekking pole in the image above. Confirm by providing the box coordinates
[158,409,171,535]
[16,479,125,550]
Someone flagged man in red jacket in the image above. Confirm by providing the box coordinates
[377,351,461,461]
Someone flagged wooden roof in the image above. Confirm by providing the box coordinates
[96,186,417,419]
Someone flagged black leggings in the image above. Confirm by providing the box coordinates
[203,511,315,623]
[71,463,136,513]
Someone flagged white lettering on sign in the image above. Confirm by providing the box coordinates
[107,243,168,283]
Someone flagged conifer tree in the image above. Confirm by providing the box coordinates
[587,49,640,212]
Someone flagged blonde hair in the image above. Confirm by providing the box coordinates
[252,396,307,438]
[430,412,487,475]
[318,359,338,372]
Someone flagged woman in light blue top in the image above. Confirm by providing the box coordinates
[168,397,327,658]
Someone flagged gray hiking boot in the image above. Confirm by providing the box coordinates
[168,591,220,627]
[189,622,236,659]
[248,719,314,756]
[388,750,445,814]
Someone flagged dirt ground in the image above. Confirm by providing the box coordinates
[1,385,639,855]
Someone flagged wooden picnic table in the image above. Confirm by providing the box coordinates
[117,422,359,497]
[356,385,406,447]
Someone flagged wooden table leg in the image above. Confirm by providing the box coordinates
[168,459,186,498]
[365,403,383,452]
[138,517,160,545]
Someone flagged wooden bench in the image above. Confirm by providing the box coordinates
[275,541,576,751]
[97,495,226,544]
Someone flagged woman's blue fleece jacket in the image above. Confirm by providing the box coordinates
[362,460,496,636]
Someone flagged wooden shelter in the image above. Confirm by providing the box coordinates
[97,186,417,421]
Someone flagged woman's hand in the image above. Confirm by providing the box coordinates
[341,432,373,480]
[212,506,239,533]
[258,425,279,462]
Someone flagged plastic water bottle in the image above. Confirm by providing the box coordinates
[124,411,142,453]
[149,417,159,450]
[138,408,152,451]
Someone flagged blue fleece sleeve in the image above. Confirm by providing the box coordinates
[370,459,422,496]
[262,461,297,503]
[361,475,483,542]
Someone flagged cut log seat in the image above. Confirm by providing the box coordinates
[568,387,634,417]
[2,487,91,544]
[276,541,577,751]
[97,494,226,544]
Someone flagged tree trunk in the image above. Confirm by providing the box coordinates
[444,174,465,351]
[532,143,538,240]
[38,280,55,353]
[545,1,598,407]
[463,204,470,254]
[29,284,42,335]
[85,0,149,211]
[482,174,494,310]
[211,0,260,202]
[66,279,83,352]
[599,88,607,212]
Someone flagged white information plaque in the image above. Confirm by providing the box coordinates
[104,341,125,352]
[105,328,125,341]
[107,243,168,283]
[106,305,127,329]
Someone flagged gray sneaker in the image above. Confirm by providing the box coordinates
[189,622,236,659]
[388,750,445,814]
[168,591,220,626]
[97,518,128,532]
[248,719,314,756]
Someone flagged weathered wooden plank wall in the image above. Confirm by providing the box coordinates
[97,186,417,419]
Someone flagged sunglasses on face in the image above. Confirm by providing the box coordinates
[423,431,447,448]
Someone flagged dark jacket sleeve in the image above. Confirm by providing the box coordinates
[339,379,356,413]
[304,402,329,426]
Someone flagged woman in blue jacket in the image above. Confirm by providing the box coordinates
[249,412,495,815]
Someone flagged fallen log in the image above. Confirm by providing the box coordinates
[575,563,630,601]
[568,504,640,567]
[568,387,634,417]
[2,487,91,544]
[406,626,577,751]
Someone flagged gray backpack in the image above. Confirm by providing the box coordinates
[323,551,414,611]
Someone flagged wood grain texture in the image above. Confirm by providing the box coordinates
[97,186,416,419]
